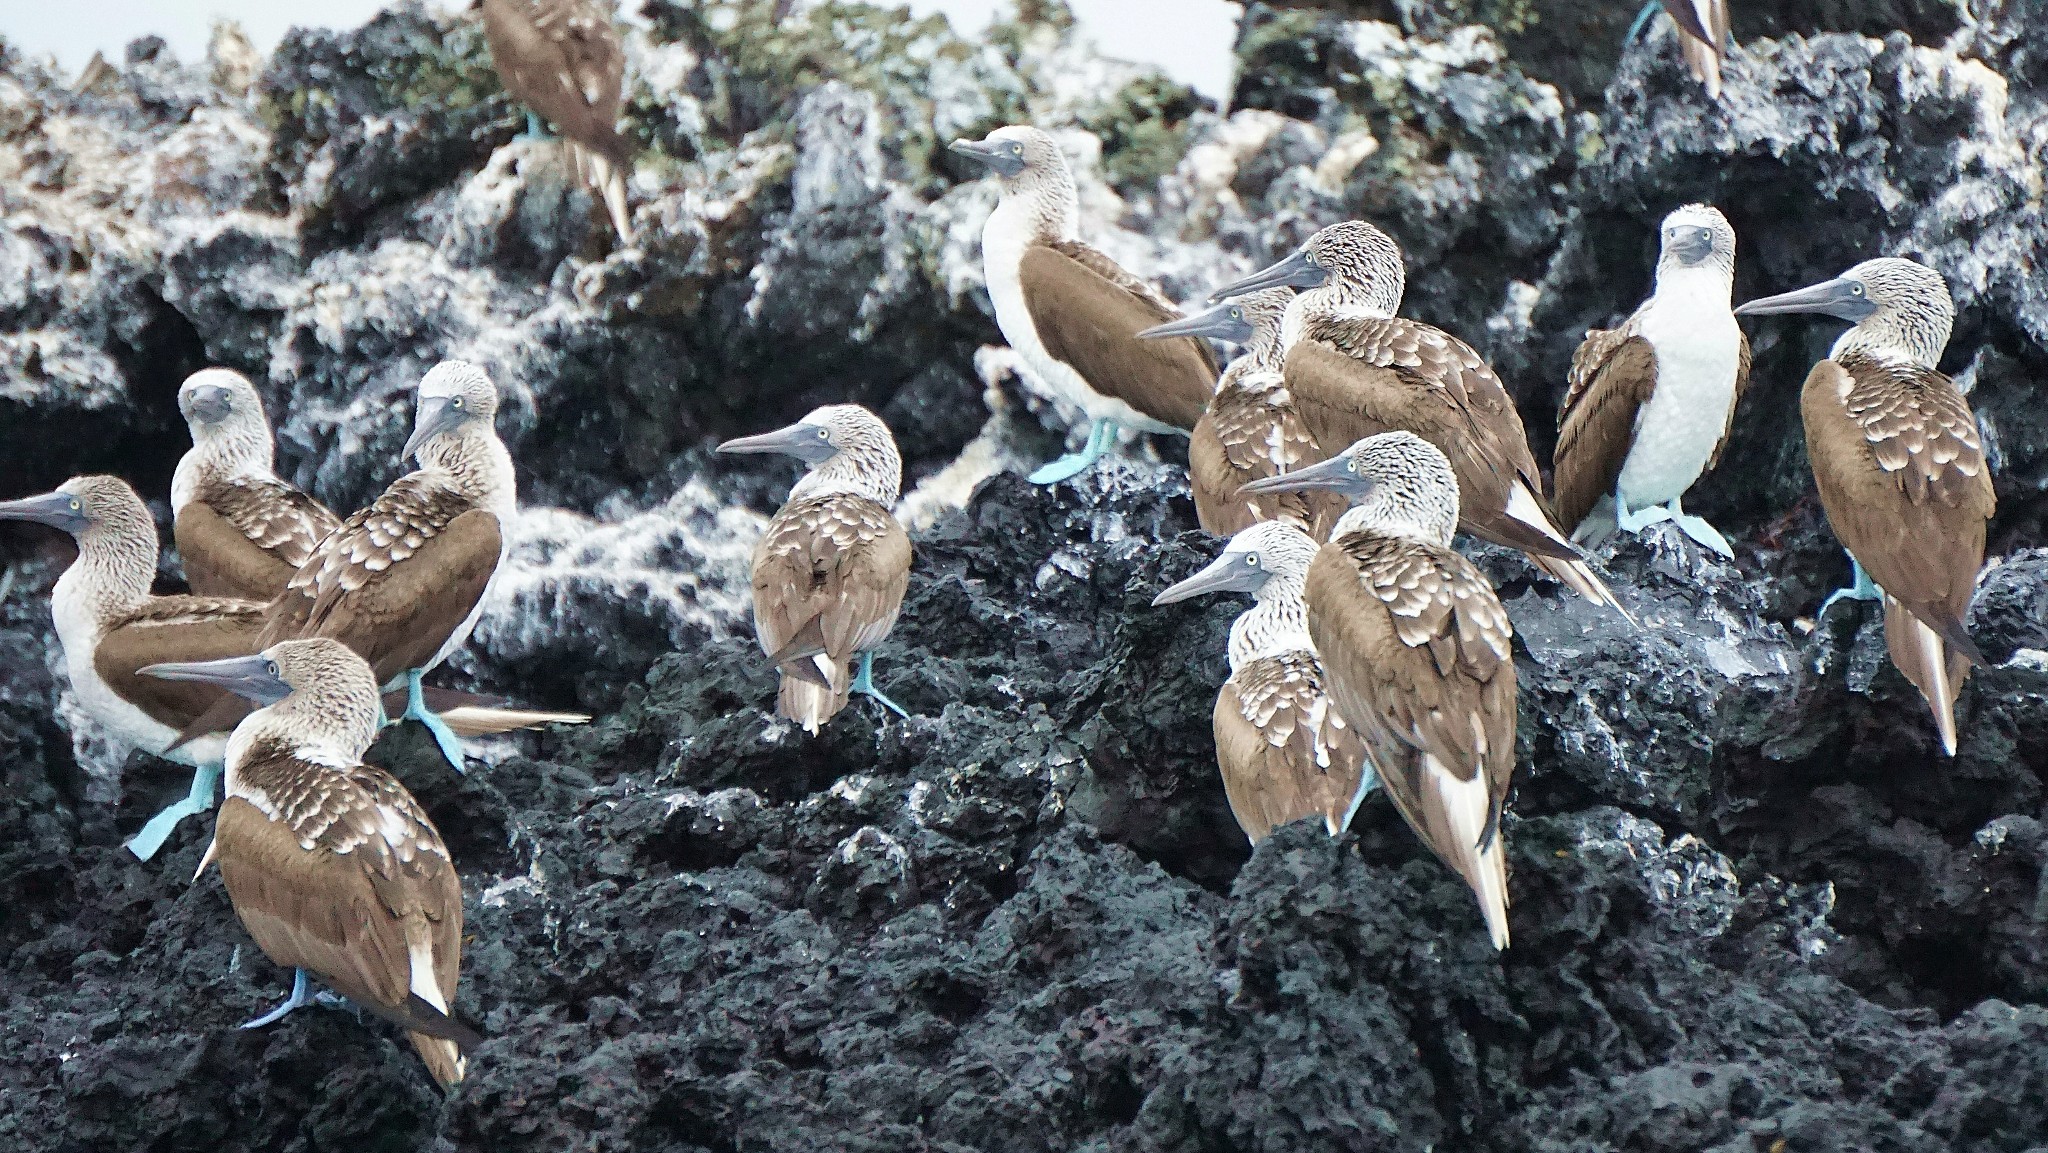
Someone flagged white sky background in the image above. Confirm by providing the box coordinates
[0,0,1242,100]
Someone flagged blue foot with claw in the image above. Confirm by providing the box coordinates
[242,968,315,1030]
[850,653,909,720]
[1819,554,1883,620]
[1625,0,1662,44]
[125,761,224,862]
[1028,420,1117,485]
[394,669,467,774]
[521,110,548,141]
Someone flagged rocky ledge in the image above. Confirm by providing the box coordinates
[2,1,2046,1150]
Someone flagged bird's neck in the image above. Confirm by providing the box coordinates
[1332,506,1454,550]
[792,448,901,506]
[172,425,277,512]
[1650,263,1733,308]
[1832,318,1945,371]
[1241,328,1290,375]
[419,428,518,518]
[51,524,157,652]
[987,178,1077,257]
[227,697,380,782]
[1227,573,1313,670]
[1284,291,1394,350]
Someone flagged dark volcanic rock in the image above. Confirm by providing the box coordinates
[2,1,2047,1151]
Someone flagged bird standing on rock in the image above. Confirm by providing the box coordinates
[172,368,342,603]
[0,476,266,860]
[720,405,913,734]
[176,361,586,772]
[1138,288,1345,539]
[1242,433,1518,949]
[1735,258,1993,756]
[950,125,1216,484]
[478,0,636,244]
[1152,520,1375,844]
[1208,221,1624,617]
[1553,205,1749,557]
[143,639,478,1089]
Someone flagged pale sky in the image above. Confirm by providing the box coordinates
[0,0,1241,100]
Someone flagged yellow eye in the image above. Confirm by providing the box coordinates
[68,499,81,512]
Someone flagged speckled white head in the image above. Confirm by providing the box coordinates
[1656,204,1736,280]
[1322,432,1462,548]
[950,125,1079,243]
[1736,256,1954,369]
[720,403,903,507]
[178,368,269,442]
[405,360,501,460]
[0,475,160,624]
[1153,520,1322,669]
[259,637,384,756]
[1210,221,1406,342]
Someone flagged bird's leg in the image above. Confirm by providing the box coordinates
[1027,420,1117,485]
[849,652,910,720]
[1624,0,1663,44]
[521,110,548,141]
[124,761,224,862]
[1818,553,1883,619]
[395,669,468,775]
[1663,496,1734,559]
[240,968,315,1030]
[1613,489,1676,535]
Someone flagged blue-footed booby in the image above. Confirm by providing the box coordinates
[479,0,635,244]
[1209,221,1623,616]
[0,476,263,860]
[177,361,587,770]
[1138,288,1345,539]
[1152,520,1374,843]
[1553,205,1749,557]
[949,126,1216,484]
[142,639,478,1088]
[1242,432,1517,948]
[1735,258,1992,755]
[719,405,913,734]
[1628,0,1732,98]
[172,368,342,602]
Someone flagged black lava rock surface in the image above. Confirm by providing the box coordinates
[2,2,2046,1150]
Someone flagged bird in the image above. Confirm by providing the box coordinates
[1627,0,1732,99]
[171,368,343,602]
[718,405,913,734]
[141,639,479,1088]
[1137,288,1345,539]
[1207,221,1624,616]
[1242,432,1517,948]
[949,125,1216,484]
[175,360,585,772]
[1553,205,1749,557]
[0,476,265,860]
[478,0,636,244]
[1735,258,1993,755]
[1151,520,1375,844]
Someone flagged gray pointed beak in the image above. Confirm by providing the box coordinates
[1152,551,1268,606]
[140,653,293,706]
[1208,250,1327,303]
[1667,225,1715,266]
[1237,455,1376,498]
[949,138,1024,178]
[181,383,233,425]
[0,491,89,535]
[1734,277,1877,322]
[1138,300,1255,344]
[717,422,838,464]
[402,396,468,462]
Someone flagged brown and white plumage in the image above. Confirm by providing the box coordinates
[1139,289,1344,539]
[479,0,635,243]
[172,368,341,602]
[1152,521,1373,843]
[1659,0,1732,99]
[150,639,475,1087]
[1737,258,1993,755]
[950,126,1215,452]
[1211,221,1621,615]
[1553,206,1749,555]
[1242,433,1516,948]
[721,405,912,734]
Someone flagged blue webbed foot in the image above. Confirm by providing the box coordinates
[1663,497,1733,558]
[1818,555,1883,620]
[850,653,910,721]
[125,761,224,862]
[394,669,467,775]
[1614,491,1676,536]
[1028,420,1116,485]
[241,968,315,1030]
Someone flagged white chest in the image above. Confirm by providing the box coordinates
[1617,282,1744,507]
[51,580,221,766]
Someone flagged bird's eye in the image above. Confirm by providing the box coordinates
[451,397,464,409]
[265,660,280,678]
[818,428,830,440]
[1008,142,1023,155]
[1346,460,1357,473]
[1304,255,1319,268]
[1245,555,1259,567]
[1850,283,1865,296]
[68,499,81,512]
[1230,308,1243,320]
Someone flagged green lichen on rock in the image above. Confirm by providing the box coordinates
[1079,74,1209,194]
